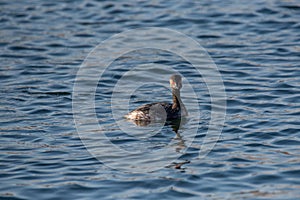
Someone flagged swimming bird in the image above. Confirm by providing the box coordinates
[125,74,188,122]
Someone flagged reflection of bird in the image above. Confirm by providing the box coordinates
[125,74,188,122]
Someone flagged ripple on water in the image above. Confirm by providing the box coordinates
[1,0,300,199]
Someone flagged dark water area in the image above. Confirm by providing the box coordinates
[1,0,300,199]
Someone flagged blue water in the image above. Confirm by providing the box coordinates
[1,0,300,199]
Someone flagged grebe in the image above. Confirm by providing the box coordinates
[125,74,188,121]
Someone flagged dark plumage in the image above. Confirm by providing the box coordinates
[125,75,187,122]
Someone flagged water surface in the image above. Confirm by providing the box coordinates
[1,0,300,199]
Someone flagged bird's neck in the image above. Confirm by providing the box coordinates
[172,89,181,110]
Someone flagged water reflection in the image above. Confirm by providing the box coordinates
[126,117,188,151]
[126,118,184,133]
[124,117,190,169]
